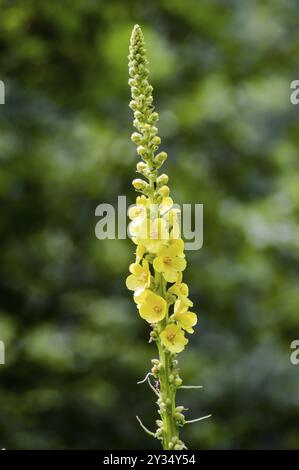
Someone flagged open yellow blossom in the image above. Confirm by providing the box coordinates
[172,299,197,334]
[126,259,151,292]
[137,217,169,253]
[169,238,185,256]
[168,273,193,306]
[138,290,167,323]
[153,243,186,283]
[160,324,188,353]
[134,287,150,306]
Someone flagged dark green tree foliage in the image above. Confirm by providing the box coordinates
[0,0,299,449]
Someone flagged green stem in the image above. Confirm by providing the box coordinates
[156,274,179,450]
[158,344,178,449]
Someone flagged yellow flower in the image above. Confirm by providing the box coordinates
[135,244,145,262]
[159,196,173,215]
[172,299,197,334]
[169,238,185,256]
[126,259,151,292]
[128,195,149,220]
[168,273,193,306]
[129,213,147,238]
[134,287,150,306]
[160,324,188,353]
[138,290,167,323]
[138,217,169,253]
[153,244,186,283]
[168,207,181,239]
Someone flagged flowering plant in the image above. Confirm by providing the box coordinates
[126,25,210,450]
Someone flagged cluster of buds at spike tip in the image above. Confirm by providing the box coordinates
[126,25,208,451]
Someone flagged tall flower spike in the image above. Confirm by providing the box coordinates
[127,25,209,450]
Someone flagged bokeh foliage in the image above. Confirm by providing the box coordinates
[0,0,299,449]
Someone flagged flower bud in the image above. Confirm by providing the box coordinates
[154,151,167,168]
[151,135,161,146]
[157,174,169,186]
[131,87,140,98]
[148,112,159,123]
[146,96,153,106]
[159,402,166,412]
[175,412,185,424]
[131,132,142,144]
[137,146,146,156]
[132,178,148,192]
[150,329,158,341]
[128,78,136,87]
[154,193,163,205]
[129,100,137,110]
[175,406,185,413]
[159,185,170,197]
[136,161,147,173]
[174,377,182,387]
[151,358,160,365]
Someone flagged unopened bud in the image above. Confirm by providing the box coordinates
[136,161,147,173]
[174,412,185,423]
[175,406,185,413]
[150,330,158,340]
[137,145,146,156]
[128,78,136,87]
[152,136,161,146]
[131,132,142,144]
[157,174,169,186]
[148,112,159,123]
[154,151,167,168]
[174,377,182,387]
[159,185,170,197]
[159,402,166,411]
[129,100,137,110]
[132,178,148,191]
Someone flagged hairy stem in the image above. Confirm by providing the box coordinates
[156,274,179,449]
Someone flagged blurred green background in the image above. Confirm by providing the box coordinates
[1,0,299,449]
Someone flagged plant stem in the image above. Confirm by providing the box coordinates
[158,344,178,449]
[156,274,179,450]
